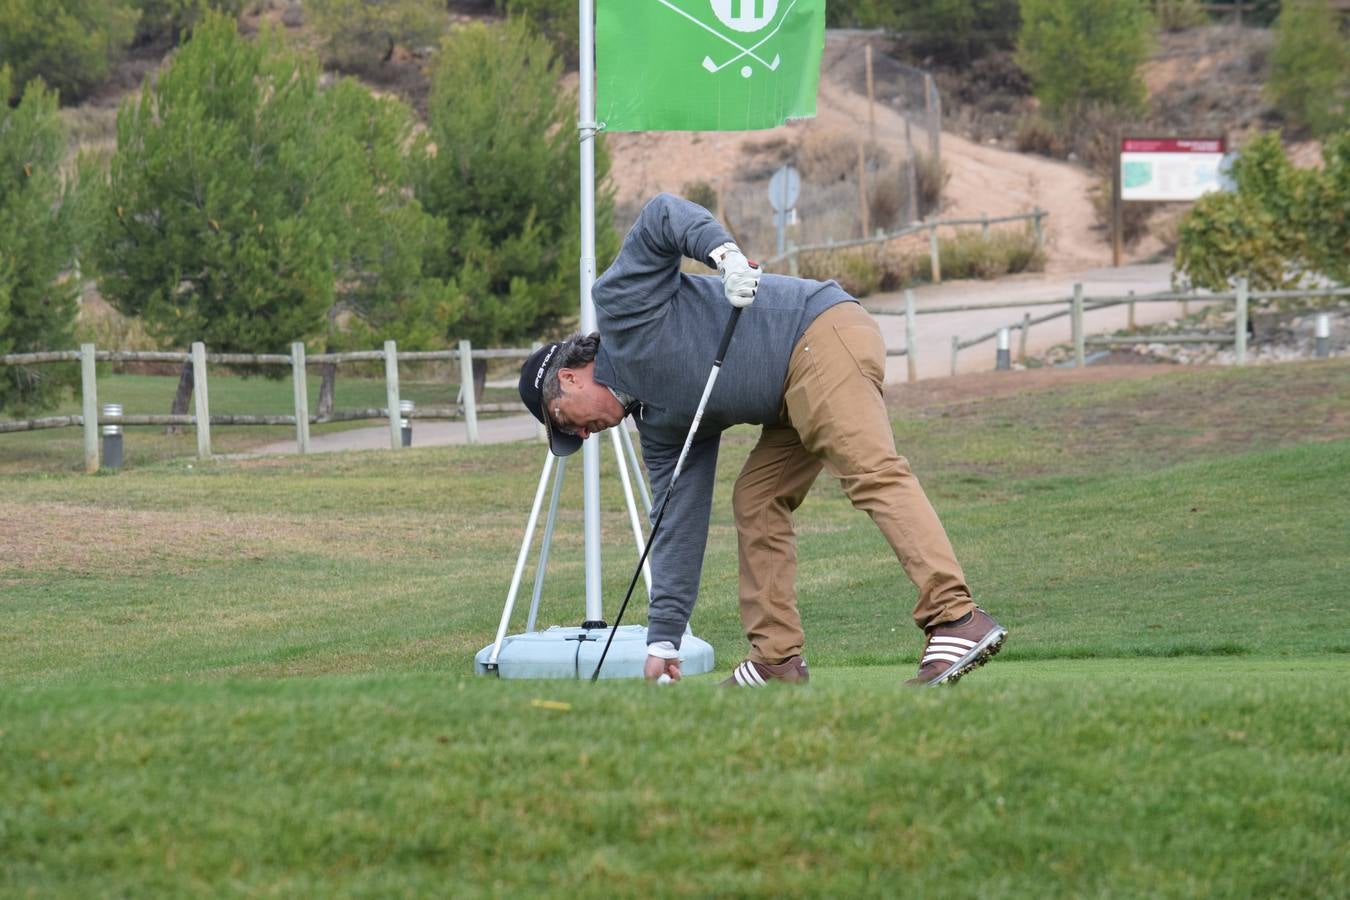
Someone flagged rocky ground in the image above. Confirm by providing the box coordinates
[1036,297,1349,368]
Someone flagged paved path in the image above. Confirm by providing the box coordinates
[869,262,1186,382]
[244,263,1193,455]
[247,411,547,456]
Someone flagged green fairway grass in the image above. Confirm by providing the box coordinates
[2,359,1348,896]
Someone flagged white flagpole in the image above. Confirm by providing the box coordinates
[578,0,604,626]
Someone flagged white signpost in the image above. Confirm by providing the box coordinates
[1114,137,1226,265]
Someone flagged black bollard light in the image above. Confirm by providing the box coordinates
[102,402,124,470]
[400,399,414,447]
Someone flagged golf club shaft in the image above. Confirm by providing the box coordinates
[590,307,743,681]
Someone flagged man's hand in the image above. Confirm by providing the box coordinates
[711,242,760,308]
[644,653,683,682]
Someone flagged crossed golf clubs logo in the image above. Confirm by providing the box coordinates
[655,0,800,78]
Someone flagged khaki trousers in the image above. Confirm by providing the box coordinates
[732,302,975,664]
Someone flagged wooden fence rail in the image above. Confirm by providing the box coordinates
[913,281,1349,376]
[0,340,541,472]
[762,208,1047,285]
[4,282,1344,470]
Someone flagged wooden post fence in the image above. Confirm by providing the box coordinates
[192,342,211,459]
[1235,277,1248,365]
[905,290,919,383]
[290,342,309,454]
[928,218,941,284]
[384,340,401,450]
[1072,283,1086,368]
[459,340,479,444]
[81,343,98,473]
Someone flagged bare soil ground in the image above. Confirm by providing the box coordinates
[603,33,1114,271]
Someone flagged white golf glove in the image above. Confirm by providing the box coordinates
[710,241,760,308]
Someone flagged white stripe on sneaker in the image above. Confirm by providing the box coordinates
[923,650,965,664]
[735,661,767,687]
[929,636,977,649]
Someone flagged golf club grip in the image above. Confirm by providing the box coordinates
[715,307,743,366]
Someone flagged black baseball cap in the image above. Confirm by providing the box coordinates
[519,342,584,458]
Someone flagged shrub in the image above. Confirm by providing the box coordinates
[127,0,244,45]
[914,153,949,217]
[1267,0,1350,137]
[0,0,138,104]
[1174,132,1348,290]
[1017,0,1150,122]
[926,227,1047,281]
[307,0,444,69]
[0,72,81,414]
[798,247,885,298]
[495,0,577,65]
[1152,0,1209,32]
[681,181,718,214]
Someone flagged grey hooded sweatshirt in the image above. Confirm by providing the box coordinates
[591,194,855,647]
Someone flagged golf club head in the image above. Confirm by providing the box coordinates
[768,54,781,70]
[702,56,719,73]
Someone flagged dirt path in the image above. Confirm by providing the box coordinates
[604,32,1135,273]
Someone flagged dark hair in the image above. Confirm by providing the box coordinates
[540,332,600,410]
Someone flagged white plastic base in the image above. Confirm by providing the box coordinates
[475,625,715,680]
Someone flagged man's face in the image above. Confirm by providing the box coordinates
[551,363,627,440]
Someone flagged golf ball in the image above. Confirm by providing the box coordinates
[657,673,673,685]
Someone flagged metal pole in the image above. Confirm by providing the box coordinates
[490,452,557,665]
[904,289,919,383]
[1235,276,1248,365]
[81,343,98,473]
[950,335,959,376]
[1018,311,1031,364]
[1072,284,1085,368]
[618,423,652,516]
[526,456,567,634]
[610,429,652,596]
[579,0,604,626]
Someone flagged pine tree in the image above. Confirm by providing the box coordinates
[1017,0,1150,122]
[1268,0,1350,138]
[418,17,617,396]
[0,71,81,414]
[88,14,444,416]
[0,0,138,104]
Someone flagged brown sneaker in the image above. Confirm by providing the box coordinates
[720,655,810,687]
[905,608,1006,687]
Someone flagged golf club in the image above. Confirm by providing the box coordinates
[590,306,744,682]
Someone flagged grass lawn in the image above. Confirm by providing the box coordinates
[2,359,1348,896]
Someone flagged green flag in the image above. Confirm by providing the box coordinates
[597,0,824,132]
